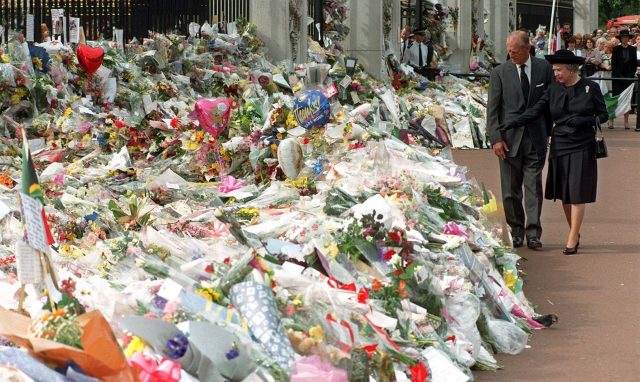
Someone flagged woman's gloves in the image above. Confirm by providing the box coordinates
[564,116,596,128]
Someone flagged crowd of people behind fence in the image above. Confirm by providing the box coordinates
[530,22,639,128]
[531,23,640,73]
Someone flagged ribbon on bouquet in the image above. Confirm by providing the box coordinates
[326,277,357,292]
[326,277,369,304]
[129,353,181,382]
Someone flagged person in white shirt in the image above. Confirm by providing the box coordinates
[567,36,583,57]
[403,29,433,70]
[400,26,412,62]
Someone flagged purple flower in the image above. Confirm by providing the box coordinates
[151,295,168,310]
[165,333,189,359]
[225,345,240,360]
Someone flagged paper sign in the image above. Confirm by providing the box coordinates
[0,201,11,220]
[62,13,67,43]
[28,138,46,154]
[26,15,35,42]
[0,26,4,44]
[272,73,291,90]
[339,74,352,88]
[114,29,123,49]
[51,9,65,40]
[226,22,237,35]
[20,193,50,254]
[281,262,305,276]
[103,77,117,103]
[324,83,339,98]
[157,279,183,301]
[351,91,360,104]
[142,94,157,114]
[69,17,80,43]
[421,347,470,382]
[15,240,43,285]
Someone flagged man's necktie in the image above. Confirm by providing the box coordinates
[520,64,530,105]
[418,44,423,67]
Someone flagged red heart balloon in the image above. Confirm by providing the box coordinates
[77,45,104,74]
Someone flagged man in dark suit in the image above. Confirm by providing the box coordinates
[487,31,555,249]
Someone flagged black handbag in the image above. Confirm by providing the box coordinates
[594,118,608,159]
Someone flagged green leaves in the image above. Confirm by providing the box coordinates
[108,195,153,230]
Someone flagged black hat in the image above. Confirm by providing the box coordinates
[412,29,427,36]
[618,29,631,38]
[544,49,585,65]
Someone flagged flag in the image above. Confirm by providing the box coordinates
[604,83,635,120]
[20,130,55,251]
[554,27,562,52]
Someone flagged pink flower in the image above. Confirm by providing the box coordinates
[53,172,66,186]
[442,222,468,237]
[219,175,243,193]
[163,300,177,315]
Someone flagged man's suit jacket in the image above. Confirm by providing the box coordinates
[487,57,555,158]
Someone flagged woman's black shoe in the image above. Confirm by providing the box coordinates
[562,246,578,255]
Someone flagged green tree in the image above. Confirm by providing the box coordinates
[599,0,638,28]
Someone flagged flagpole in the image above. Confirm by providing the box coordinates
[547,0,557,54]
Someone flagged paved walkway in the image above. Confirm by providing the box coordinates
[453,116,640,382]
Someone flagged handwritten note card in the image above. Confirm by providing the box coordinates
[69,17,80,43]
[20,193,50,254]
[26,15,34,42]
[15,240,43,284]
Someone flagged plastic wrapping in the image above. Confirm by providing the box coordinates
[483,313,529,355]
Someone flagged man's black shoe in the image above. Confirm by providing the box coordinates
[513,237,524,248]
[527,238,542,249]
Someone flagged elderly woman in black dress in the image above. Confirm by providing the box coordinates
[503,50,608,255]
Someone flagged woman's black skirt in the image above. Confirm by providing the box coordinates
[545,147,597,204]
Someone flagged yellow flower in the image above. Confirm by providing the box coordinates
[63,108,73,117]
[292,295,303,307]
[183,140,201,151]
[285,112,298,129]
[503,269,517,292]
[32,57,43,70]
[309,325,324,342]
[197,288,221,302]
[324,243,339,259]
[10,88,26,105]
[194,130,205,143]
[289,177,309,189]
[237,208,260,218]
[124,336,147,357]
